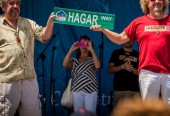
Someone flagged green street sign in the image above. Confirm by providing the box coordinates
[53,7,115,30]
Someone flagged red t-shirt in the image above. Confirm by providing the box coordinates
[124,15,170,74]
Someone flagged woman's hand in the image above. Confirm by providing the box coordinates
[70,41,79,52]
[86,40,93,52]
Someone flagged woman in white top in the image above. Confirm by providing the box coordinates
[63,35,101,113]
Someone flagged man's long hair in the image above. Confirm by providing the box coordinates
[140,0,169,14]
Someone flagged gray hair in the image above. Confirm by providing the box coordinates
[0,0,21,9]
[0,0,8,9]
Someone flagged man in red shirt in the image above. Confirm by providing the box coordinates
[90,0,170,104]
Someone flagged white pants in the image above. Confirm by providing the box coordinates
[72,91,97,113]
[139,69,170,104]
[0,78,41,116]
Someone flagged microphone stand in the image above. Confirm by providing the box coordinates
[37,33,57,62]
[97,32,104,116]
[40,53,46,116]
[36,33,57,116]
[50,46,57,116]
[108,91,113,115]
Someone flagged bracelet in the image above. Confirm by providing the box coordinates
[121,64,124,69]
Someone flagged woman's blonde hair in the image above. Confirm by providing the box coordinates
[140,0,169,14]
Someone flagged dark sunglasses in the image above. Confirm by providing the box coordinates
[150,0,163,2]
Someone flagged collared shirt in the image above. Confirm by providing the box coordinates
[0,15,45,82]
